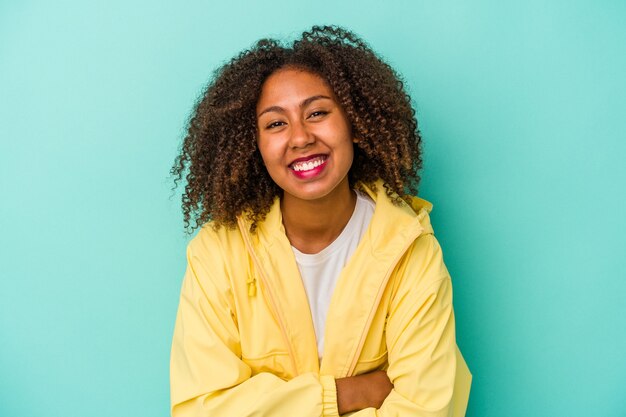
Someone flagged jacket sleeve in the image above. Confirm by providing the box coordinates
[170,245,340,417]
[349,234,458,417]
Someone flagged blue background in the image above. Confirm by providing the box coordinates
[1,1,625,416]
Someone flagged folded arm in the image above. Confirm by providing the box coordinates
[348,235,457,417]
[170,247,340,417]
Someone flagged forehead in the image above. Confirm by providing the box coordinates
[256,68,335,109]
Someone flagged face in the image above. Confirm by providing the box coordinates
[256,68,355,204]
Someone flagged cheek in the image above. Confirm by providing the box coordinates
[343,140,355,161]
[347,149,355,169]
[256,139,272,162]
[343,145,356,173]
[257,142,283,170]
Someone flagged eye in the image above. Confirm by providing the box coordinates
[266,120,286,129]
[308,110,328,119]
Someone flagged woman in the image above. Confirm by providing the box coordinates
[170,26,471,416]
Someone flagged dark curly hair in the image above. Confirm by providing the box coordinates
[172,25,423,232]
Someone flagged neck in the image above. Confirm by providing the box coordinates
[281,183,357,254]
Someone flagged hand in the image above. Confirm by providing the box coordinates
[336,370,393,414]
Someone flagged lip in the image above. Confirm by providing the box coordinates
[288,153,328,167]
[289,154,329,180]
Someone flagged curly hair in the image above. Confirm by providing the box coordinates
[172,25,423,232]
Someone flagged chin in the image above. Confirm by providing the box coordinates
[285,180,349,202]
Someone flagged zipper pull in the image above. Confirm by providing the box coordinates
[247,276,257,297]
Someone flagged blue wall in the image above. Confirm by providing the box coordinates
[1,1,624,416]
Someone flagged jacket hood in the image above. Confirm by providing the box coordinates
[356,179,434,237]
[239,179,435,248]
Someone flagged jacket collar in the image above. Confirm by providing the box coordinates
[251,180,434,249]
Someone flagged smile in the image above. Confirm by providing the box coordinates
[289,155,328,179]
[289,155,328,172]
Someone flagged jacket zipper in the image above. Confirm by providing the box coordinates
[238,218,300,377]
[346,229,422,376]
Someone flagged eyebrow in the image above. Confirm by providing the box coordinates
[256,95,332,118]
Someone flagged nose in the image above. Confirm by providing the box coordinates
[288,119,315,149]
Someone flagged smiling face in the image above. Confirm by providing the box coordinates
[256,67,355,205]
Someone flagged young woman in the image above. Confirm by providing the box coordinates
[170,26,471,416]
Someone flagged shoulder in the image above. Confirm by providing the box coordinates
[393,216,451,297]
[388,233,452,322]
[185,222,248,290]
[187,221,246,259]
[406,232,447,276]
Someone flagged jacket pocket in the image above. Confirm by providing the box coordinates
[353,349,389,375]
[242,351,292,380]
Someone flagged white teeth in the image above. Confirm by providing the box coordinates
[292,157,326,172]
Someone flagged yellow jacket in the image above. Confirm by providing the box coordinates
[170,181,471,416]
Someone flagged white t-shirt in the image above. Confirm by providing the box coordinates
[291,191,375,360]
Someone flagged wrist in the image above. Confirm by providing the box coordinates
[336,375,367,414]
